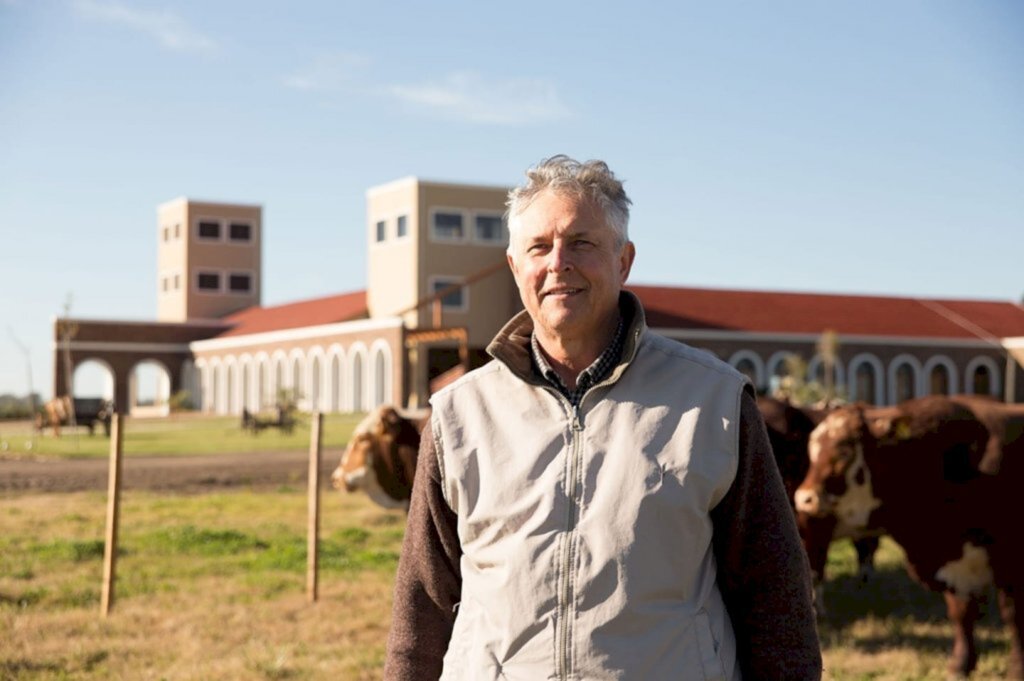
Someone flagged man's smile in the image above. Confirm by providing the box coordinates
[542,285,585,299]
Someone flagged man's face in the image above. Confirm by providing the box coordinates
[507,190,635,346]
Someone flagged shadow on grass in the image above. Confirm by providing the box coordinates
[820,562,1010,659]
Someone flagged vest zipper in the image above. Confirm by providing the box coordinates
[557,403,584,680]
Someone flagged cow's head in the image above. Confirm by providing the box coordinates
[794,405,887,529]
[331,406,411,511]
[758,396,828,502]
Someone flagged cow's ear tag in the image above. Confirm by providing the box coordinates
[894,420,913,441]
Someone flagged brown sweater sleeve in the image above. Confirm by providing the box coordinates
[383,421,462,681]
[711,389,823,680]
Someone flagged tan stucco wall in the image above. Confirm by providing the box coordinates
[367,179,419,321]
[157,198,262,322]
[157,201,189,321]
[189,322,405,414]
[365,179,519,348]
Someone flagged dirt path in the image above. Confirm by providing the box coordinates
[0,450,342,494]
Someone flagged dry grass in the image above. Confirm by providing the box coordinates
[1,487,403,680]
[819,537,1011,680]
[0,489,1015,680]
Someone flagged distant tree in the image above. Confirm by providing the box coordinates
[168,390,194,412]
[772,353,846,408]
[816,329,840,402]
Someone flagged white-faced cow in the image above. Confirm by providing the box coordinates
[795,395,1024,679]
[331,405,428,511]
[757,395,880,616]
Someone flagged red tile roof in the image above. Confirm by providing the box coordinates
[214,290,368,338]
[628,285,1024,340]
[207,285,1024,342]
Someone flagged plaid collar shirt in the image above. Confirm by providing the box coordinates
[530,317,626,409]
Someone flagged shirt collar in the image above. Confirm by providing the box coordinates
[530,316,626,405]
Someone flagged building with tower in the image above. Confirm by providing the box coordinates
[52,177,1024,417]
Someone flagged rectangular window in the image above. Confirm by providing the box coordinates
[431,277,466,310]
[162,227,169,242]
[396,215,408,238]
[375,220,387,243]
[197,272,220,291]
[173,274,180,290]
[161,277,168,292]
[474,214,505,244]
[229,273,252,292]
[174,223,181,239]
[432,212,464,241]
[198,220,221,240]
[229,222,252,242]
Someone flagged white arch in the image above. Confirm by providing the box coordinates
[270,349,288,404]
[887,354,923,405]
[128,358,172,415]
[194,358,209,412]
[370,339,394,407]
[209,357,224,414]
[727,350,765,390]
[349,342,369,413]
[847,353,885,405]
[180,358,196,409]
[922,355,959,396]
[223,356,239,415]
[288,348,307,409]
[72,357,116,401]
[326,343,346,413]
[965,356,1002,397]
[766,351,799,378]
[307,345,327,413]
[806,354,846,393]
[253,351,270,409]
[239,353,255,412]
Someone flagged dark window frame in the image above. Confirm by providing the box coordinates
[431,211,465,241]
[229,222,252,242]
[197,220,221,241]
[228,273,252,293]
[197,271,221,292]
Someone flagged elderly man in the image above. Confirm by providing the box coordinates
[384,155,821,680]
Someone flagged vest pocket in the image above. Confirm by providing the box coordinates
[694,610,727,681]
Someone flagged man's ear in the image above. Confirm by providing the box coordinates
[619,241,636,282]
[506,251,518,278]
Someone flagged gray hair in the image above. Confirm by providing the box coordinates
[506,155,631,250]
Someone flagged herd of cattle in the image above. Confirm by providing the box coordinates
[332,394,1024,679]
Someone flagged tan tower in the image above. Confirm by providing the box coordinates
[366,177,517,342]
[366,177,519,406]
[156,198,262,321]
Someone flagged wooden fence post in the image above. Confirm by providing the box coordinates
[100,412,124,617]
[307,412,322,603]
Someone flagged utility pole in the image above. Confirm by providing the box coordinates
[58,294,79,438]
[8,328,36,414]
[8,328,37,449]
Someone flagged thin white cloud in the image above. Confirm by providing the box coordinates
[283,52,371,92]
[73,0,218,54]
[387,71,571,125]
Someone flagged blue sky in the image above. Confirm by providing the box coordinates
[1,0,1022,399]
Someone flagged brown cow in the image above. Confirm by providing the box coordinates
[331,405,428,511]
[795,395,1024,679]
[757,395,880,616]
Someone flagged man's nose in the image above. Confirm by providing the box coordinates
[547,243,573,271]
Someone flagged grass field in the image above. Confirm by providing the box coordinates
[0,485,1014,680]
[0,412,366,459]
